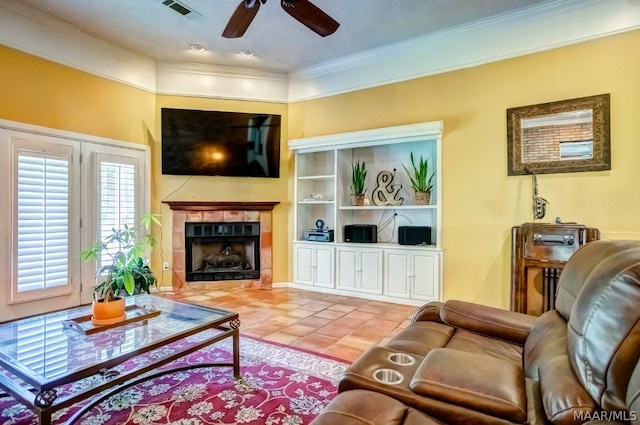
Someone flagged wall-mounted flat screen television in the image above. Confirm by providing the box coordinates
[161,108,281,178]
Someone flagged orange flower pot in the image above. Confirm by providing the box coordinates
[91,297,126,326]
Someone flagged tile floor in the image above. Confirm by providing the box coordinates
[161,286,418,362]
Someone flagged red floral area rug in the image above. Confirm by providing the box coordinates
[0,335,348,424]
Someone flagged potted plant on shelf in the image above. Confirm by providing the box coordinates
[402,152,436,205]
[350,159,368,206]
[81,213,161,325]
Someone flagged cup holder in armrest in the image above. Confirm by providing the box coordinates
[372,368,404,385]
[388,352,415,366]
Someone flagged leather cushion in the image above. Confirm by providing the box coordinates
[524,310,568,379]
[567,246,640,410]
[555,241,639,321]
[385,321,454,356]
[445,329,523,366]
[627,360,640,425]
[309,389,444,425]
[539,355,597,425]
[440,300,535,346]
[409,348,527,423]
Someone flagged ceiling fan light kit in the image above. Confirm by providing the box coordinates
[222,0,339,39]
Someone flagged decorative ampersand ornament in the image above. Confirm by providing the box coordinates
[371,170,403,206]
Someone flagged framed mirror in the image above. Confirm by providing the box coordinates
[507,94,610,175]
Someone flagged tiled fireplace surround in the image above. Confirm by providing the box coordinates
[165,201,279,292]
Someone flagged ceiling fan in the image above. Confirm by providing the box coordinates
[222,0,339,38]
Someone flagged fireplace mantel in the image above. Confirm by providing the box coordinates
[165,200,279,292]
[164,201,280,211]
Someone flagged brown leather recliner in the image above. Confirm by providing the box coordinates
[313,362,640,425]
[312,240,640,425]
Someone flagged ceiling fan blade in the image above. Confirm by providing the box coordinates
[281,0,339,37]
[222,0,261,38]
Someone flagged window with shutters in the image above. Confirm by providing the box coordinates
[11,139,78,303]
[17,153,69,291]
[4,128,149,308]
[97,158,137,272]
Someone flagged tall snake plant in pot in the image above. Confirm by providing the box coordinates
[350,159,368,206]
[402,152,436,205]
[81,213,161,324]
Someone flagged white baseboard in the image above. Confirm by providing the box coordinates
[272,282,427,307]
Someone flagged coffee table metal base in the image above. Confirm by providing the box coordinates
[9,328,240,425]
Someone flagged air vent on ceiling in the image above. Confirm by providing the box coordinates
[162,0,193,16]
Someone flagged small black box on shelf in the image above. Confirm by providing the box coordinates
[344,224,377,243]
[398,226,432,245]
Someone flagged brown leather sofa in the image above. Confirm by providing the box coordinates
[311,240,640,425]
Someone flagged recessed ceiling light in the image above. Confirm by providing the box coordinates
[240,49,255,58]
[189,44,206,53]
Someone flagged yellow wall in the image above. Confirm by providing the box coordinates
[0,45,155,144]
[3,28,640,308]
[0,45,292,286]
[289,29,640,308]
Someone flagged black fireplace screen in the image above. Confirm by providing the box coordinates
[185,222,260,281]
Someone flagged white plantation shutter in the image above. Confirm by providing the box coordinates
[15,148,71,296]
[98,158,137,270]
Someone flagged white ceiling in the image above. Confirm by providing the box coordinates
[8,0,558,73]
[2,0,639,102]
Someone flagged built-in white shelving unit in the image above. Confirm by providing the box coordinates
[289,121,443,305]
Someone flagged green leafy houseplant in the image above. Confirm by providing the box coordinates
[402,152,436,193]
[351,159,368,195]
[81,213,161,302]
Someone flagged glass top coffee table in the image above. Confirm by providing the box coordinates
[0,294,240,425]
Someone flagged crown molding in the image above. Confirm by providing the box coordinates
[288,0,640,101]
[0,0,157,93]
[155,62,289,103]
[1,0,638,103]
[156,61,287,80]
[289,121,443,153]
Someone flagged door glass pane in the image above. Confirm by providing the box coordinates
[98,160,137,271]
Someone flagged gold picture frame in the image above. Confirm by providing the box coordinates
[507,93,610,175]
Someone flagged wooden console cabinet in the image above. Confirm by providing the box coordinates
[511,222,599,315]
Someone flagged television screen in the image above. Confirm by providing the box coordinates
[161,108,281,178]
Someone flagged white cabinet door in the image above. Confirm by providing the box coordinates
[385,250,411,298]
[360,249,383,294]
[294,244,314,286]
[384,249,440,301]
[314,245,335,288]
[411,251,439,301]
[336,247,382,294]
[336,247,358,290]
[294,243,335,288]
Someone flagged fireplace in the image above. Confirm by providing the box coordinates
[164,201,279,291]
[186,222,260,281]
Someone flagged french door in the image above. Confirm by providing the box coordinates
[0,122,149,321]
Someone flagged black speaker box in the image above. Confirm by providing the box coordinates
[344,224,377,243]
[398,226,432,245]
